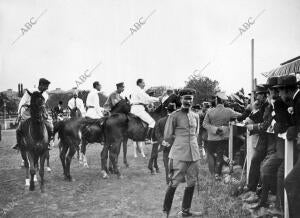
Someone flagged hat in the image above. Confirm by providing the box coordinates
[273,75,299,88]
[262,77,278,88]
[39,78,50,86]
[116,82,124,88]
[166,103,176,113]
[216,92,228,100]
[179,88,196,97]
[254,85,268,94]
[192,104,201,110]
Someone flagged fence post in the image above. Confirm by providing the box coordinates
[229,122,234,163]
[246,130,253,184]
[284,138,294,218]
[3,102,7,130]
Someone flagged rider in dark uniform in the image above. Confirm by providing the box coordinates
[162,88,202,217]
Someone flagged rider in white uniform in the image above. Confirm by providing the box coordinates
[130,79,159,139]
[68,89,86,117]
[86,81,104,119]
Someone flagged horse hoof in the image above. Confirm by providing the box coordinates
[25,179,30,186]
[29,182,35,191]
[117,174,124,179]
[83,163,89,168]
[124,163,129,168]
[155,169,160,173]
[46,167,52,172]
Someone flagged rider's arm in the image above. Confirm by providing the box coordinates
[164,114,176,144]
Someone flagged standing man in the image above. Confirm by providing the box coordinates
[154,103,176,184]
[162,88,202,217]
[68,89,86,117]
[53,100,64,120]
[86,81,104,119]
[13,78,53,150]
[130,79,160,139]
[203,92,241,180]
[277,75,300,218]
[103,82,125,112]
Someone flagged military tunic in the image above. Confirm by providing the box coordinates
[164,108,200,187]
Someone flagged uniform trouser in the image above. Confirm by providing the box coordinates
[163,148,171,184]
[169,159,200,187]
[207,140,228,175]
[247,138,268,191]
[130,105,155,128]
[260,153,284,209]
[285,153,300,218]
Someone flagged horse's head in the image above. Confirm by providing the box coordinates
[111,98,131,114]
[29,91,46,122]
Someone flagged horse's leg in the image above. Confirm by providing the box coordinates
[133,142,137,158]
[148,142,158,174]
[27,152,35,191]
[81,139,89,167]
[46,150,51,172]
[21,149,30,186]
[108,151,114,174]
[109,140,122,178]
[59,141,68,178]
[123,137,129,167]
[100,143,109,179]
[39,152,46,192]
[34,155,39,182]
[138,141,146,158]
[65,145,76,181]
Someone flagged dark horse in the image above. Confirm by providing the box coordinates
[19,91,49,192]
[99,94,181,178]
[53,106,84,181]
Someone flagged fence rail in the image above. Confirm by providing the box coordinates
[228,122,294,218]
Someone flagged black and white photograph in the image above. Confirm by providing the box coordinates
[0,0,300,217]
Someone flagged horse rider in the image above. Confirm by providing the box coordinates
[53,100,64,120]
[130,78,160,139]
[103,82,125,112]
[162,88,202,217]
[12,78,53,150]
[86,81,104,119]
[68,89,86,117]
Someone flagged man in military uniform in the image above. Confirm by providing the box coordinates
[103,82,125,112]
[68,88,86,117]
[13,78,53,150]
[162,88,202,217]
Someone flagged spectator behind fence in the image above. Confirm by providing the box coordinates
[203,92,241,181]
[276,75,300,218]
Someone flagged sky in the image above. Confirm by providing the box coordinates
[0,0,300,96]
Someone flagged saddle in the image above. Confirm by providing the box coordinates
[127,113,148,128]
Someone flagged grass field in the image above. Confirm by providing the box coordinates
[0,130,251,218]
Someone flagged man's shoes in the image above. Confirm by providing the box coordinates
[178,210,203,217]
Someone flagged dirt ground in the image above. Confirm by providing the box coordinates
[0,130,251,218]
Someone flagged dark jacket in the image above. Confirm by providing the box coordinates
[155,115,173,152]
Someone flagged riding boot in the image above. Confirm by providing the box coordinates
[12,127,22,150]
[163,186,177,216]
[45,122,54,150]
[179,186,202,217]
[146,127,153,141]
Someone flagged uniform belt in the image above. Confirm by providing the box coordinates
[132,103,146,106]
[87,106,95,109]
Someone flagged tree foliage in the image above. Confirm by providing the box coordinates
[185,74,220,104]
[0,93,19,115]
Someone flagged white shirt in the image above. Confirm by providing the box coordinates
[18,89,49,114]
[68,97,86,116]
[130,86,159,105]
[86,88,104,118]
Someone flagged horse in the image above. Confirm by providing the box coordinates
[79,98,131,170]
[19,91,50,192]
[99,94,181,178]
[53,106,85,181]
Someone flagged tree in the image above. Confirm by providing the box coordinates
[0,93,19,115]
[185,74,220,104]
